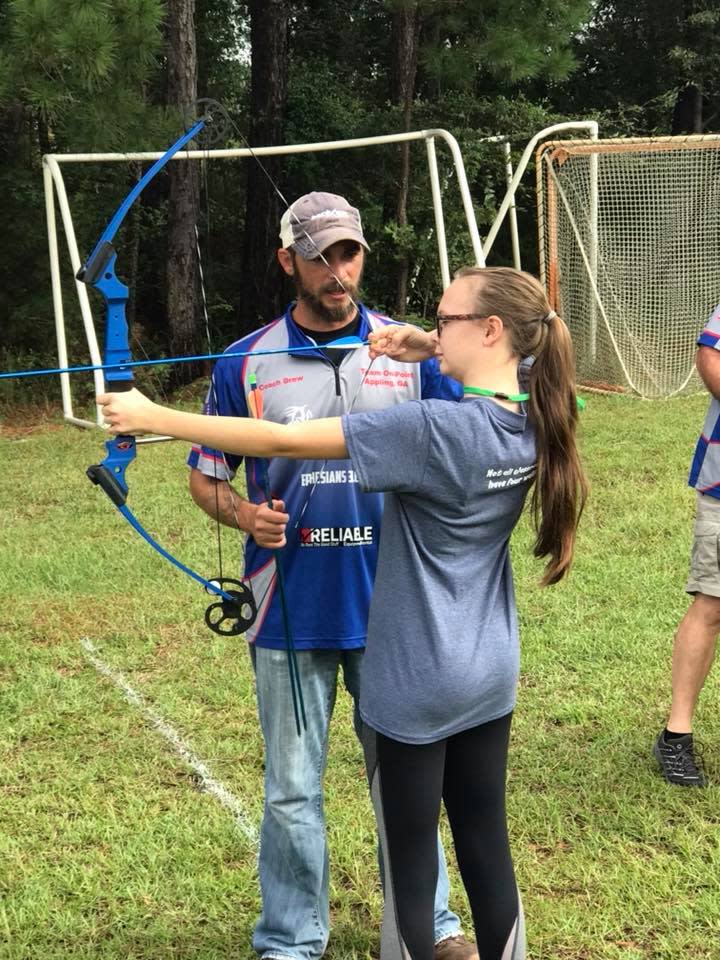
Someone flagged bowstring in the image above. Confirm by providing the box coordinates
[195,155,229,584]
[219,109,371,325]
[194,139,277,618]
[214,111,382,526]
[189,102,382,625]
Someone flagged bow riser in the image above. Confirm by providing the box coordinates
[93,250,135,389]
[86,437,134,506]
[85,243,136,508]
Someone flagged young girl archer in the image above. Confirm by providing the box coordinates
[99,266,586,960]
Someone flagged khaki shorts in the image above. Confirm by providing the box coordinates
[687,492,720,597]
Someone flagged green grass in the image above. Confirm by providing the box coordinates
[1,393,719,959]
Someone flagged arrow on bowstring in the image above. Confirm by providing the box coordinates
[0,337,369,381]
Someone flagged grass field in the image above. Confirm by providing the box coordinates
[1,392,719,960]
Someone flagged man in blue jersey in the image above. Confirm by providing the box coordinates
[188,193,476,960]
[653,304,720,788]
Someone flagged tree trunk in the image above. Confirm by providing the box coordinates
[127,162,142,331]
[672,83,703,133]
[36,110,51,158]
[672,0,705,134]
[391,3,422,317]
[240,0,289,332]
[166,0,201,367]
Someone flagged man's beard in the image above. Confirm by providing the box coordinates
[295,276,360,325]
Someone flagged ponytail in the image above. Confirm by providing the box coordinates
[529,313,587,584]
[455,266,587,584]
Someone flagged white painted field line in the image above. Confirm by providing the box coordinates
[80,637,259,846]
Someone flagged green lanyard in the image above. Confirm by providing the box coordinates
[463,386,529,402]
[463,385,586,410]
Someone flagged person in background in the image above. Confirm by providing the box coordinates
[653,303,720,788]
[99,265,587,960]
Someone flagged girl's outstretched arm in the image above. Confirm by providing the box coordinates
[98,388,348,459]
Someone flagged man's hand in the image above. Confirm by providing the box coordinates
[251,499,289,548]
[368,324,437,363]
[98,387,158,435]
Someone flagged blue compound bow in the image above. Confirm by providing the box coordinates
[77,101,255,637]
[73,100,375,731]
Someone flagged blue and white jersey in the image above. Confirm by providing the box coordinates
[188,302,461,649]
[690,304,720,499]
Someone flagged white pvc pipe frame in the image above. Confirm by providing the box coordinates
[43,120,597,429]
[43,128,486,428]
[483,120,599,259]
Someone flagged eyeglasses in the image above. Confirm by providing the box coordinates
[435,313,488,336]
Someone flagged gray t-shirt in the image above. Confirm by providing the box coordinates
[342,396,536,744]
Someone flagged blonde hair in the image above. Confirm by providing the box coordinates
[455,266,587,585]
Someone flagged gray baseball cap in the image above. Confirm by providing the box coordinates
[279,191,370,259]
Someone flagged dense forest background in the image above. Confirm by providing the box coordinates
[1,0,719,404]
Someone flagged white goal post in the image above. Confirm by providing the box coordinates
[537,135,720,399]
[43,119,605,425]
[43,129,494,429]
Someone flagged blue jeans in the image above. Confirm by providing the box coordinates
[251,646,461,960]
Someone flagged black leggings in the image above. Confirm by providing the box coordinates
[376,712,519,960]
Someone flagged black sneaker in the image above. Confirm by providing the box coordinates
[653,731,707,787]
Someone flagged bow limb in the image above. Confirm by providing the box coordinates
[79,108,255,637]
[79,119,211,496]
